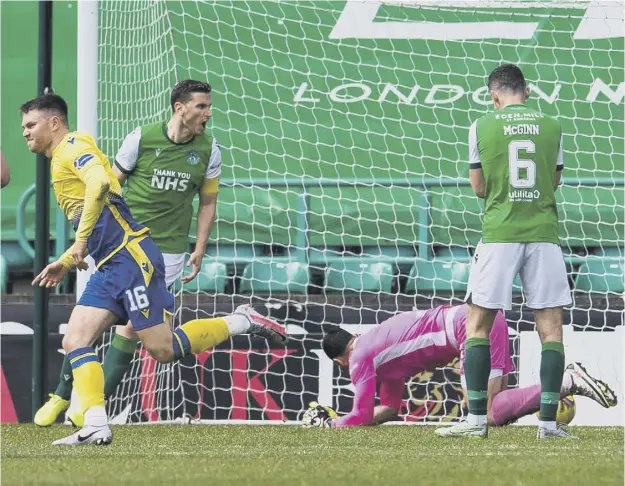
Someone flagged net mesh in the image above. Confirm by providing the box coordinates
[93,0,624,424]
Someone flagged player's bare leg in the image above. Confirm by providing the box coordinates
[52,306,118,446]
[534,306,566,438]
[136,304,287,364]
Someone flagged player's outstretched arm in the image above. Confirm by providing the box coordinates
[32,260,70,288]
[332,368,377,427]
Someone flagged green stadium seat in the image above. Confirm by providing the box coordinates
[325,260,394,293]
[436,247,472,261]
[405,260,471,294]
[591,247,624,259]
[204,244,266,266]
[1,242,32,270]
[0,255,7,293]
[575,259,624,293]
[307,186,425,248]
[310,246,416,266]
[180,262,228,293]
[240,261,309,295]
[362,246,416,259]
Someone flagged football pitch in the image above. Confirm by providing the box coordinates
[2,425,623,485]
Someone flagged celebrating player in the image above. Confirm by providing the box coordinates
[301,304,616,429]
[35,80,223,428]
[22,93,287,446]
[441,64,575,440]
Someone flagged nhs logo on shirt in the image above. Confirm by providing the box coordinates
[151,168,191,192]
[74,153,95,169]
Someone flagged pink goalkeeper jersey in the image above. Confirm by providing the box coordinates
[331,304,513,427]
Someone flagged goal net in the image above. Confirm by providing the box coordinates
[91,0,624,425]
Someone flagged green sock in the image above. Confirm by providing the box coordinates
[464,337,491,417]
[54,355,74,400]
[539,341,565,423]
[103,333,138,398]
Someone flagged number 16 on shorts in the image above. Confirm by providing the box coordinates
[125,285,149,311]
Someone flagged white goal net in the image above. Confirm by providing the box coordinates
[90,0,624,425]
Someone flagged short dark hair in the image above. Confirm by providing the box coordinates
[322,327,354,360]
[20,94,69,126]
[170,79,212,110]
[487,64,527,94]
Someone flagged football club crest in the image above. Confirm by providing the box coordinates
[187,151,200,166]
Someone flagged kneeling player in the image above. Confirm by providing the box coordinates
[302,304,616,435]
[22,94,287,446]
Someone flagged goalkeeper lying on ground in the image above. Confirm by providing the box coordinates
[302,304,617,435]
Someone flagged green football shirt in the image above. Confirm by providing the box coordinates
[115,122,221,254]
[469,104,564,244]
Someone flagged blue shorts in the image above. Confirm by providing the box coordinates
[78,237,175,331]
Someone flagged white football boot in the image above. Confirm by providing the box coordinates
[537,424,579,440]
[235,304,288,345]
[565,362,618,408]
[435,421,488,438]
[52,425,113,446]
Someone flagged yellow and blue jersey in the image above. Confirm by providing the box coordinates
[51,131,149,268]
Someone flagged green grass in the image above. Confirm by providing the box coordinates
[2,425,623,486]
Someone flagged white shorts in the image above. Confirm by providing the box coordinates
[465,241,572,310]
[163,253,185,289]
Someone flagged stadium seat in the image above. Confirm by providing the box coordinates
[436,246,472,262]
[591,247,624,259]
[0,255,7,293]
[362,246,417,259]
[1,242,32,270]
[309,246,416,266]
[205,244,262,263]
[307,186,425,248]
[405,260,470,294]
[325,260,394,293]
[575,259,624,293]
[180,262,228,293]
[239,261,309,294]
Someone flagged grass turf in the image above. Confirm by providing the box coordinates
[2,424,623,486]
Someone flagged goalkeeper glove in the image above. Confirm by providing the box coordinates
[301,401,338,428]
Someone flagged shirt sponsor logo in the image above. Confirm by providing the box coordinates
[509,189,541,201]
[496,112,544,120]
[73,153,94,169]
[151,168,192,192]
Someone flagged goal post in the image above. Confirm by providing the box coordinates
[75,0,98,300]
[77,1,623,426]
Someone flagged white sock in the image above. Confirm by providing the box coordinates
[84,406,108,428]
[467,413,487,426]
[539,420,557,431]
[561,372,573,394]
[224,314,250,336]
